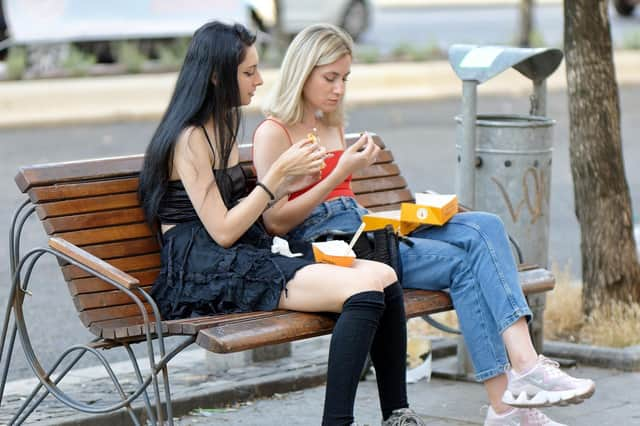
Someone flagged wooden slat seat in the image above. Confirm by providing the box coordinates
[13,132,556,352]
[7,132,557,424]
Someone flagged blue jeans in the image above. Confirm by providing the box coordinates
[288,197,532,381]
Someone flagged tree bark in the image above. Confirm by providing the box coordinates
[564,0,640,314]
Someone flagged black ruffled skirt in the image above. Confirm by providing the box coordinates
[151,221,314,320]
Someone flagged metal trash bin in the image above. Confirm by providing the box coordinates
[455,114,555,267]
[447,45,564,377]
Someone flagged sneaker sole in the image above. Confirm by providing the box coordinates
[502,382,596,408]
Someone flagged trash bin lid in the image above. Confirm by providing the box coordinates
[448,44,563,84]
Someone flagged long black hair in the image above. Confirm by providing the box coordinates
[139,21,256,227]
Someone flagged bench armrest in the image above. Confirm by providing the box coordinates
[48,237,140,289]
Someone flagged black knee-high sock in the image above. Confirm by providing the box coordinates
[322,290,385,426]
[370,282,409,420]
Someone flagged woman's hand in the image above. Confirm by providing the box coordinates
[273,137,327,176]
[273,172,322,200]
[335,132,380,177]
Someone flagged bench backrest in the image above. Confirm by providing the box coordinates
[14,134,413,335]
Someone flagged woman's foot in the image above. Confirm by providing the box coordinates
[484,406,566,426]
[502,355,595,408]
[381,407,427,425]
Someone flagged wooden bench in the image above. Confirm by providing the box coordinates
[0,133,555,425]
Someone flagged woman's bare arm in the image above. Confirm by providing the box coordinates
[253,122,378,235]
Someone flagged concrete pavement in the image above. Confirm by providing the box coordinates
[2,336,638,425]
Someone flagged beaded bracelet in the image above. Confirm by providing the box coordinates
[255,181,275,201]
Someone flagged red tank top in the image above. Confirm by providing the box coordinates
[253,118,355,202]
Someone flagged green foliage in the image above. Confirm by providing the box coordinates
[528,30,548,48]
[622,31,640,50]
[390,41,442,62]
[355,45,381,64]
[62,45,97,77]
[156,37,191,68]
[115,41,147,73]
[6,46,27,80]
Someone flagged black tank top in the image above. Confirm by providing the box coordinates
[157,127,248,224]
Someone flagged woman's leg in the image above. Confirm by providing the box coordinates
[280,260,397,425]
[370,281,409,420]
[406,212,594,409]
[400,234,514,383]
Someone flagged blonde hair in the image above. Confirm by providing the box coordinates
[263,23,353,127]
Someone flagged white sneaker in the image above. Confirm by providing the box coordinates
[502,355,596,408]
[484,406,567,426]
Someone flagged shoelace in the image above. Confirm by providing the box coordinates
[388,409,426,426]
[538,356,566,380]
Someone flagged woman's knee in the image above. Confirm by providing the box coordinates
[461,211,505,230]
[340,268,390,297]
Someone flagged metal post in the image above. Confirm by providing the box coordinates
[531,80,547,116]
[460,80,478,209]
[529,78,549,352]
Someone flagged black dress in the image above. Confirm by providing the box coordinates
[150,163,314,320]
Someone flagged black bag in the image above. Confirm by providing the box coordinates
[314,225,410,282]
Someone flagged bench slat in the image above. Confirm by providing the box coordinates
[90,314,165,340]
[44,207,146,233]
[55,223,153,247]
[351,175,407,195]
[80,237,159,260]
[168,311,289,334]
[368,203,404,212]
[356,189,413,208]
[29,177,139,203]
[62,253,160,280]
[37,193,140,220]
[69,269,159,296]
[196,312,336,353]
[352,163,400,180]
[79,303,154,328]
[15,155,144,193]
[74,285,154,310]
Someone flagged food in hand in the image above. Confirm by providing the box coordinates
[308,129,326,169]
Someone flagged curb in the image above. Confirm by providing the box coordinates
[544,341,640,372]
[433,338,640,372]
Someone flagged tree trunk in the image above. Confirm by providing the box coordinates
[564,0,640,315]
[518,0,533,47]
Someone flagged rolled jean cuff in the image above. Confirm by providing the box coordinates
[497,307,533,335]
[475,362,511,382]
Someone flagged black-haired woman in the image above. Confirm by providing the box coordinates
[138,21,422,426]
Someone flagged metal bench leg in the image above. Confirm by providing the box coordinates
[1,200,34,405]
[125,343,158,425]
[11,344,143,426]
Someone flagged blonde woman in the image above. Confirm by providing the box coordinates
[252,23,595,426]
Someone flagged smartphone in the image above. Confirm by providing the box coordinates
[353,133,386,152]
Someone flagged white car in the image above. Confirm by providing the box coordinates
[247,0,371,41]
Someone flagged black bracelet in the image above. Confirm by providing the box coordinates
[255,181,275,201]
